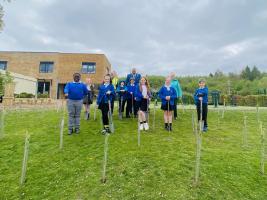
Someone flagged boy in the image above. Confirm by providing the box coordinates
[97,75,115,134]
[64,73,88,135]
[194,78,209,132]
[126,77,137,118]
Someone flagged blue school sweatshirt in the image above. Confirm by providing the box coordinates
[194,87,209,105]
[97,84,115,105]
[127,84,137,99]
[64,82,88,100]
[158,86,177,106]
[134,86,151,102]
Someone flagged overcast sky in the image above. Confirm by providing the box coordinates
[0,0,267,77]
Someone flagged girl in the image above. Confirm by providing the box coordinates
[135,76,151,131]
[97,75,115,134]
[83,77,95,120]
[116,80,128,118]
[158,76,177,131]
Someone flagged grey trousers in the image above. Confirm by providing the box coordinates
[67,99,83,130]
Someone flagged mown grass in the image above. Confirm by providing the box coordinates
[0,105,267,200]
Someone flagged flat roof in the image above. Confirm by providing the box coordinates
[0,51,107,56]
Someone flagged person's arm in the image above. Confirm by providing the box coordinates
[171,88,177,100]
[158,87,165,101]
[177,80,182,98]
[194,89,199,105]
[64,83,69,97]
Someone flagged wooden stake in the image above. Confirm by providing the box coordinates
[20,133,30,185]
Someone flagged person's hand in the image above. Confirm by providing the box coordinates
[199,97,203,101]
[106,91,111,95]
[166,96,170,101]
[130,92,133,95]
[143,95,148,99]
[65,93,68,97]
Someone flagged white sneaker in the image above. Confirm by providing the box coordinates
[139,123,144,131]
[144,123,149,131]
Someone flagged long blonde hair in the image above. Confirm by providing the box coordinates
[139,76,150,92]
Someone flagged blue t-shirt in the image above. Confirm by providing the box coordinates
[64,82,88,100]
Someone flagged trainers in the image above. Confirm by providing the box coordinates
[68,129,73,135]
[203,126,208,132]
[101,129,107,135]
[139,123,144,131]
[75,129,80,134]
[144,123,149,131]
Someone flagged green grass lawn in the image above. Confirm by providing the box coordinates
[0,105,267,200]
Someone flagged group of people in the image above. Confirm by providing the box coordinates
[63,68,208,135]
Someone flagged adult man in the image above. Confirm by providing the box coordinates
[126,68,141,85]
[170,72,183,120]
[64,73,88,134]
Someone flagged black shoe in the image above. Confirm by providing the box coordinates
[105,128,111,134]
[75,129,80,134]
[68,129,73,135]
[126,115,130,118]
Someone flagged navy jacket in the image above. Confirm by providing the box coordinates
[64,82,88,100]
[194,87,209,105]
[97,84,115,105]
[158,86,177,106]
[126,73,141,85]
[116,85,128,101]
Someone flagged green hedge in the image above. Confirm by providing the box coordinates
[221,95,267,107]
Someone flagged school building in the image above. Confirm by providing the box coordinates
[0,51,111,99]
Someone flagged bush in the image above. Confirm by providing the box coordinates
[37,93,49,98]
[220,95,267,107]
[15,92,35,98]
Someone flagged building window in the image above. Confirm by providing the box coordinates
[37,80,50,95]
[0,61,7,70]
[81,62,96,74]
[39,62,54,73]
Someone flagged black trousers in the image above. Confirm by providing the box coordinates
[99,103,109,126]
[126,98,137,117]
[196,103,208,127]
[173,98,178,118]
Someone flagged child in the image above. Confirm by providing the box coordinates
[194,78,209,132]
[64,73,88,135]
[97,75,115,134]
[158,76,177,131]
[135,76,151,131]
[83,77,95,120]
[126,77,137,118]
[116,80,128,118]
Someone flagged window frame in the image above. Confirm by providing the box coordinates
[81,62,96,74]
[0,61,8,70]
[39,61,54,73]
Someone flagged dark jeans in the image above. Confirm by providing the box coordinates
[196,102,208,127]
[173,98,178,118]
[126,98,137,117]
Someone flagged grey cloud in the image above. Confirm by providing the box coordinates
[0,0,267,76]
